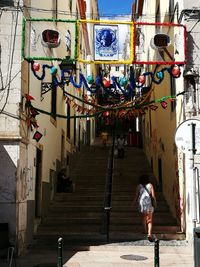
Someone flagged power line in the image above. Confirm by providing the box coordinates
[0,4,185,20]
[0,0,20,115]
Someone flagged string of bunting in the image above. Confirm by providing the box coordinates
[25,92,184,122]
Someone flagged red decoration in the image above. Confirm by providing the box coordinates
[171,65,181,77]
[139,108,146,115]
[149,105,158,111]
[161,101,168,109]
[25,94,35,101]
[33,62,40,71]
[138,75,145,84]
[103,111,109,117]
[118,109,126,118]
[103,77,110,88]
[33,131,43,142]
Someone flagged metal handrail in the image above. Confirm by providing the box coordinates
[101,126,115,243]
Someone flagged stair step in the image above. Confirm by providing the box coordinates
[32,143,183,250]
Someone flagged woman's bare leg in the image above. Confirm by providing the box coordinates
[147,213,153,236]
[142,214,147,234]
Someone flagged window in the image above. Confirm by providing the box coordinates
[115,66,119,71]
[0,0,14,6]
[170,76,176,112]
[51,78,57,120]
[69,0,72,13]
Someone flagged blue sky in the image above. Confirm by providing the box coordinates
[98,0,134,16]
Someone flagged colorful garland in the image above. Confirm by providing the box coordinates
[29,60,183,97]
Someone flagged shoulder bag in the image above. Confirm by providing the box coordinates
[142,185,157,209]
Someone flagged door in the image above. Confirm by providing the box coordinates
[158,157,162,190]
[35,148,42,218]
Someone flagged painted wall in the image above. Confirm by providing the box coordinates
[0,1,24,252]
[138,0,185,231]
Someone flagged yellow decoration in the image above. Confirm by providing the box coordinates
[77,19,134,64]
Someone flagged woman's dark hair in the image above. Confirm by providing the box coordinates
[139,174,150,185]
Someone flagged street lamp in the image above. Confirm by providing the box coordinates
[59,57,76,86]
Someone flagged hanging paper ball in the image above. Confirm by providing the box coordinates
[33,62,40,71]
[138,75,145,84]
[103,77,110,88]
[50,66,57,75]
[87,75,94,85]
[156,71,164,80]
[172,65,181,77]
[119,76,128,86]
[103,111,109,117]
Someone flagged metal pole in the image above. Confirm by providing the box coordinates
[57,237,63,267]
[154,239,160,267]
[189,122,197,228]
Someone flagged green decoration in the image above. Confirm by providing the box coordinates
[22,18,77,62]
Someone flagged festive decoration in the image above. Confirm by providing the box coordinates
[133,21,186,65]
[77,19,134,64]
[103,77,111,88]
[87,75,94,84]
[94,25,119,61]
[50,66,57,75]
[22,18,77,61]
[161,101,168,109]
[171,65,181,78]
[119,76,128,86]
[156,71,164,80]
[138,75,145,84]
[25,94,39,129]
[33,131,43,142]
[33,62,40,71]
[149,105,158,111]
[29,60,183,97]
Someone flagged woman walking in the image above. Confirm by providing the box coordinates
[134,174,156,242]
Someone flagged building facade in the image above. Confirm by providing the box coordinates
[0,0,99,253]
[133,0,200,243]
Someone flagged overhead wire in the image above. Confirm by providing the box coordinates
[0,0,20,115]
[0,4,185,20]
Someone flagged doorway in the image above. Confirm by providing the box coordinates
[158,157,163,190]
[35,148,42,218]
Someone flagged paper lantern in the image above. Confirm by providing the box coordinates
[33,62,40,71]
[103,77,110,88]
[138,75,145,84]
[156,71,164,80]
[103,111,109,117]
[119,76,128,86]
[172,65,181,77]
[50,66,57,75]
[87,75,94,84]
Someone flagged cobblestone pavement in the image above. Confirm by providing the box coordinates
[1,240,194,267]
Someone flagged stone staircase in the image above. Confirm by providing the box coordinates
[110,146,184,241]
[33,145,109,247]
[32,143,184,249]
